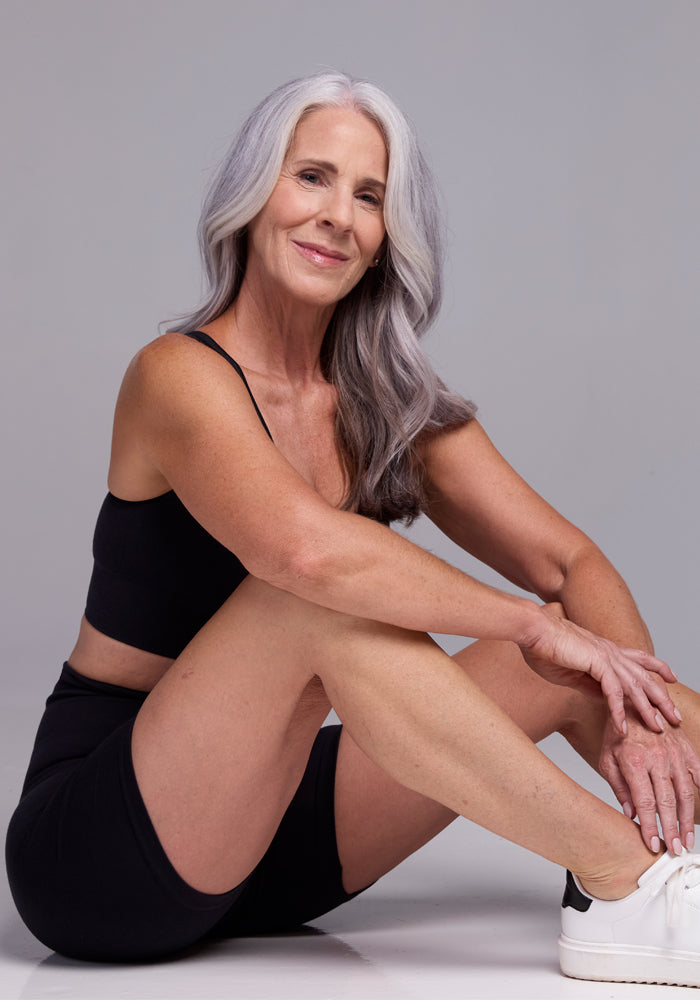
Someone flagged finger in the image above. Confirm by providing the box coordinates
[601,754,635,819]
[610,652,681,728]
[650,770,682,856]
[689,760,700,795]
[598,674,628,736]
[637,672,684,727]
[620,678,665,734]
[621,649,679,685]
[624,768,662,852]
[682,751,700,850]
[673,768,697,853]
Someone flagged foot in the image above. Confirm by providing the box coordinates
[560,850,700,987]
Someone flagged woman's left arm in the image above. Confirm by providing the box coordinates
[422,419,700,852]
[421,420,647,635]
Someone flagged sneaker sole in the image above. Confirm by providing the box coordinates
[559,934,700,987]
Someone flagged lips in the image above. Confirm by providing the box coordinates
[292,241,351,266]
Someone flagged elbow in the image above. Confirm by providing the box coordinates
[243,523,340,599]
[544,539,608,602]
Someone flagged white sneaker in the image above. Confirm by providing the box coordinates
[560,850,700,987]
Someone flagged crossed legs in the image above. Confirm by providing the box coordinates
[131,577,690,906]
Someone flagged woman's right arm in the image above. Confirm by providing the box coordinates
[118,336,535,639]
[119,335,679,730]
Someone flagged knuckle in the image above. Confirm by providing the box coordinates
[624,749,647,770]
[636,795,657,813]
[598,756,614,779]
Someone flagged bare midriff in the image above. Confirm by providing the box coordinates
[67,617,174,692]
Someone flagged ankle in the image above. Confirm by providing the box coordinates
[577,870,640,901]
[576,847,661,902]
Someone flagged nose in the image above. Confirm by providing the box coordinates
[319,185,354,232]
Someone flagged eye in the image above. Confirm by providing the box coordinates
[299,170,322,185]
[358,190,383,208]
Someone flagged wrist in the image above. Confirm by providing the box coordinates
[512,600,550,648]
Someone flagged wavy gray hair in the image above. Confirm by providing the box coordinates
[170,71,476,523]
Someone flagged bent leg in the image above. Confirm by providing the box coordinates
[335,636,597,893]
[336,634,700,895]
[133,578,656,903]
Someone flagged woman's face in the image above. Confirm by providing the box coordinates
[246,106,388,310]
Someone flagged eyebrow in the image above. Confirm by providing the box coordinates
[291,158,386,192]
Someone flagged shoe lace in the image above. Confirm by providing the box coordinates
[649,854,700,928]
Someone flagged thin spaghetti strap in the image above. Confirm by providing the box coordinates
[182,330,273,440]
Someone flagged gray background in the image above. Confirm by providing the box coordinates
[1,2,699,995]
[2,0,699,787]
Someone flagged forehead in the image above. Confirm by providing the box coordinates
[287,106,388,179]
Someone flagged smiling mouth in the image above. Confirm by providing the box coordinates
[292,241,351,266]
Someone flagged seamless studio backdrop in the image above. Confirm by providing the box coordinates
[1,0,699,971]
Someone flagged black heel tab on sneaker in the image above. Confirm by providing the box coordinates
[563,870,592,912]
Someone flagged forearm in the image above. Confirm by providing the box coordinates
[557,543,654,654]
[273,508,542,643]
[272,504,681,742]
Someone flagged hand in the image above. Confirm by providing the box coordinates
[518,607,681,737]
[599,710,700,854]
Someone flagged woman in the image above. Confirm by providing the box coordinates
[6,71,700,986]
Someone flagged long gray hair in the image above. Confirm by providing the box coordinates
[170,71,476,523]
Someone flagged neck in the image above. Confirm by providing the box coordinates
[212,271,335,386]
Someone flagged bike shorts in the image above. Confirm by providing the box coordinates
[5,663,362,962]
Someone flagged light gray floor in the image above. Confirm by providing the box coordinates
[1,707,686,1000]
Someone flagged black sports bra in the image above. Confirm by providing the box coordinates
[84,331,271,658]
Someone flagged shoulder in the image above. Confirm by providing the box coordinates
[120,332,253,422]
[125,332,219,390]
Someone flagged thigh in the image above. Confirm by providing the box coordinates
[6,665,246,961]
[7,667,359,960]
[208,724,365,939]
[130,575,335,896]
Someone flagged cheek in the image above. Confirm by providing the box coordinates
[248,210,289,264]
[268,185,312,228]
[365,222,386,259]
[249,188,301,241]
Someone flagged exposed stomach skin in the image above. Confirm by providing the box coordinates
[68,616,174,692]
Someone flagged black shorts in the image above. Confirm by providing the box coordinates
[5,664,361,962]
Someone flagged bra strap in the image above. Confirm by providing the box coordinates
[182,330,273,440]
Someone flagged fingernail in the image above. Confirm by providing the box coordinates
[655,712,664,730]
[673,837,683,856]
[621,720,628,735]
[675,707,683,722]
[623,802,633,819]
[651,836,661,853]
[686,831,695,851]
